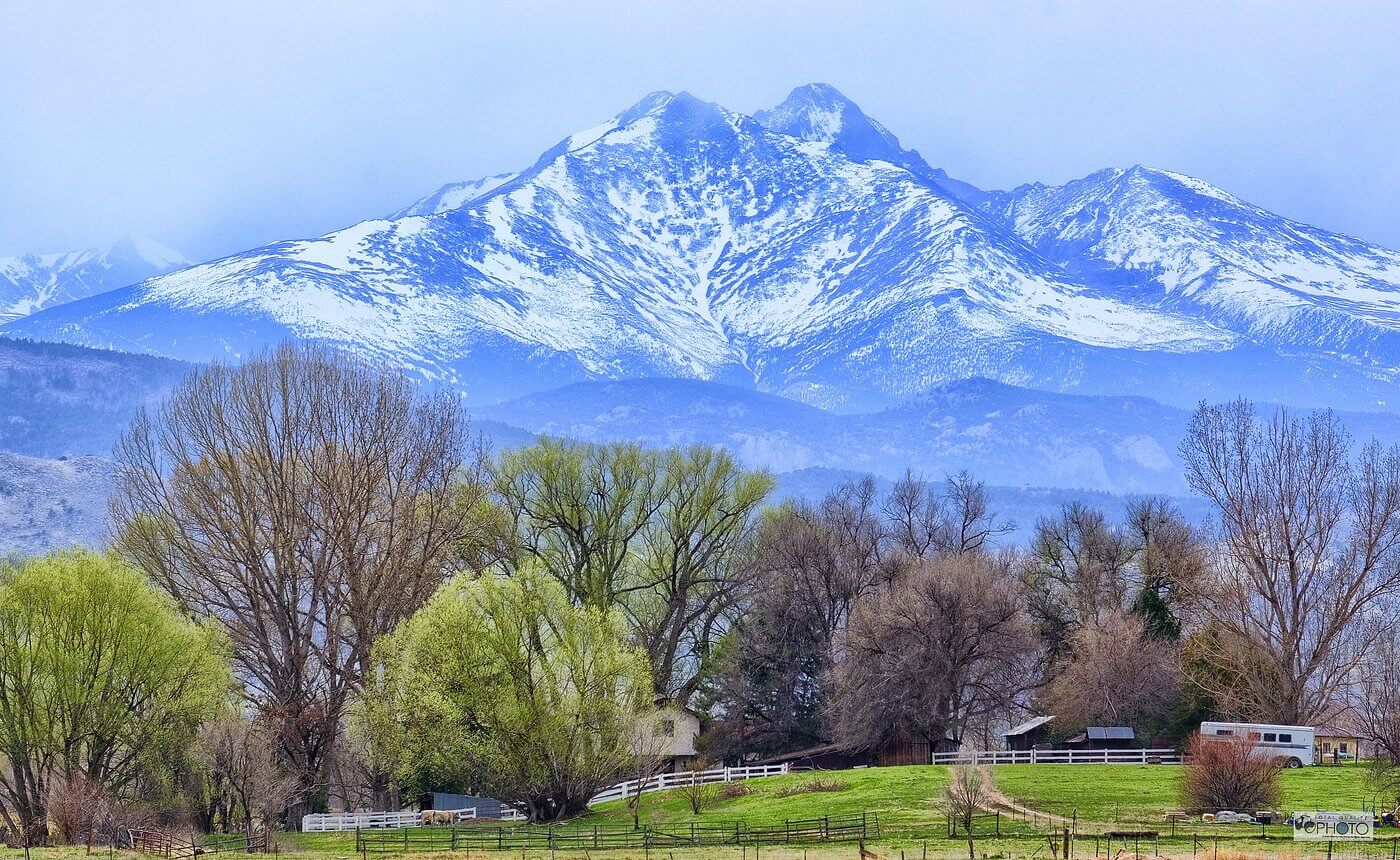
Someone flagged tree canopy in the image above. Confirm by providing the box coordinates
[355,568,653,823]
[0,550,230,839]
[111,342,487,824]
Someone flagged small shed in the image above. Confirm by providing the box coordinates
[1004,716,1056,752]
[1065,726,1136,750]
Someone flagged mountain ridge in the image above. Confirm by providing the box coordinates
[5,85,1400,413]
[0,234,188,322]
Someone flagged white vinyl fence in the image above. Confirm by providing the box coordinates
[930,748,1181,765]
[299,765,788,831]
[301,807,477,832]
[588,763,791,806]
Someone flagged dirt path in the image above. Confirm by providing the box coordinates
[979,766,1076,826]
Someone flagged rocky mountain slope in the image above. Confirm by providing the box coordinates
[0,451,113,553]
[0,235,188,322]
[986,166,1400,379]
[14,86,1395,410]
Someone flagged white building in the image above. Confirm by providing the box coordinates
[634,704,700,772]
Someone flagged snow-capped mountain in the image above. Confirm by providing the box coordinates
[0,88,1243,409]
[755,83,992,206]
[5,85,1400,411]
[987,166,1400,367]
[391,173,517,217]
[0,235,188,321]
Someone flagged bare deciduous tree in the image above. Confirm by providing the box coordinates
[1353,626,1400,806]
[46,776,113,851]
[884,471,1014,558]
[1181,400,1400,724]
[1023,503,1138,654]
[706,473,1015,759]
[945,766,991,860]
[112,343,486,826]
[1125,497,1207,640]
[830,553,1041,755]
[1041,611,1181,733]
[194,713,300,835]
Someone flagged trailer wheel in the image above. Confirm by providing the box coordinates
[1286,757,1303,768]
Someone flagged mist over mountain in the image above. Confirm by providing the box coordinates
[0,234,188,322]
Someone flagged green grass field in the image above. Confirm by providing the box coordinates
[992,763,1387,823]
[587,765,951,829]
[9,763,1394,860]
[273,762,1388,856]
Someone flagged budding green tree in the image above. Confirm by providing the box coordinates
[355,568,653,823]
[0,550,230,841]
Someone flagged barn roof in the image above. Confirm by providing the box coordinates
[1087,726,1135,740]
[1005,715,1056,737]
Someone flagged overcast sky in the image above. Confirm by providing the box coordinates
[3,0,1399,260]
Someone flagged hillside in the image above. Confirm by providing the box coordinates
[0,337,192,458]
[479,376,1400,496]
[0,451,112,553]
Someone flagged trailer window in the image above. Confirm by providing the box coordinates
[1248,731,1261,741]
[1215,729,1233,736]
[1264,733,1277,742]
[1279,733,1292,743]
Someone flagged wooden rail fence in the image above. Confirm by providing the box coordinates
[354,811,878,853]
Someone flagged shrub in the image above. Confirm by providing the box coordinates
[1181,733,1281,812]
[717,782,752,799]
[47,775,114,847]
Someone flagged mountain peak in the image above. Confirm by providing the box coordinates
[777,82,861,111]
[755,83,996,207]
[755,82,879,149]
